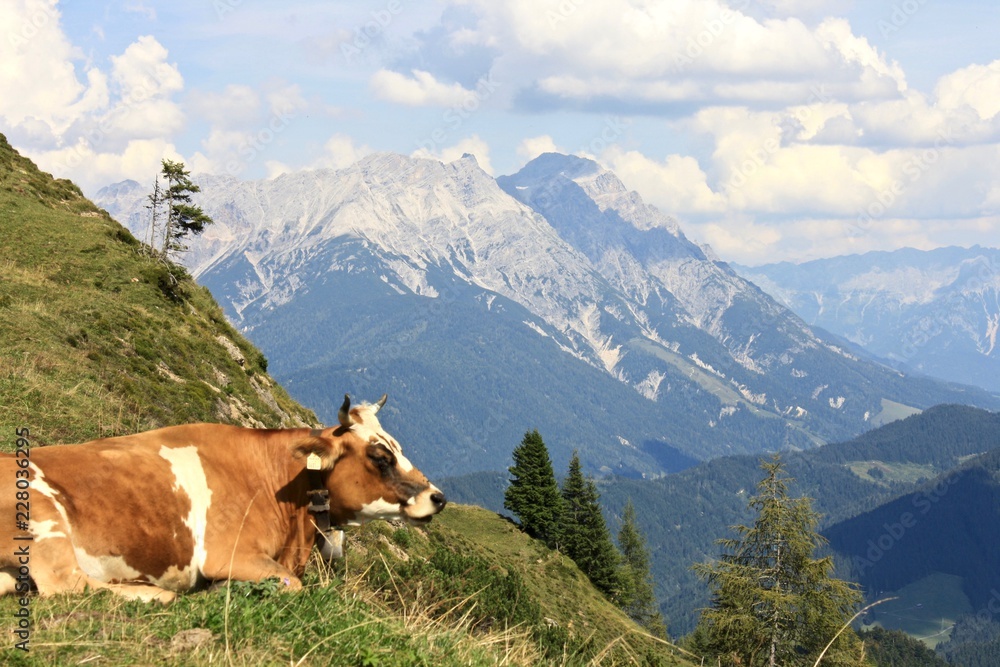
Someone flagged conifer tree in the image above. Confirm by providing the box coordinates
[504,430,564,548]
[158,159,213,258]
[561,451,621,600]
[618,499,667,638]
[691,455,865,667]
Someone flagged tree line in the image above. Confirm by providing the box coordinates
[502,430,889,665]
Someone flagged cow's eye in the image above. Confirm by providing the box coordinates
[368,445,396,473]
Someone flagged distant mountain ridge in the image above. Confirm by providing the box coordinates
[95,153,1000,478]
[733,247,1000,393]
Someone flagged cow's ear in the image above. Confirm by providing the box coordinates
[291,435,342,470]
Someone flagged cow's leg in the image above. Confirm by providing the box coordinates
[31,543,177,603]
[25,518,177,603]
[204,555,303,590]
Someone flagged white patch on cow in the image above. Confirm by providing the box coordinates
[352,410,414,473]
[28,464,71,527]
[349,497,404,525]
[29,519,66,541]
[158,445,213,586]
[394,449,415,473]
[74,548,142,582]
[406,484,443,520]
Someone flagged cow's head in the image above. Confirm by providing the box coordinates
[292,394,446,525]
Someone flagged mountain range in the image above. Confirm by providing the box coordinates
[734,247,1000,393]
[95,153,1000,479]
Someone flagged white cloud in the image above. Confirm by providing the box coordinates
[448,1,904,110]
[935,60,1000,120]
[32,137,181,193]
[755,0,854,19]
[370,69,478,107]
[0,2,186,193]
[0,0,104,133]
[603,147,726,214]
[311,134,373,171]
[517,135,560,163]
[188,84,262,127]
[412,134,494,174]
[265,82,308,118]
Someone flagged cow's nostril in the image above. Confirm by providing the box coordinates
[430,492,447,509]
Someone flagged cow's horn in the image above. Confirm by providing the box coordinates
[372,394,387,414]
[338,394,353,427]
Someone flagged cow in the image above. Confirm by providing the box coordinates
[0,394,445,603]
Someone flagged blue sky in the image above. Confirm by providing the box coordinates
[2,0,998,264]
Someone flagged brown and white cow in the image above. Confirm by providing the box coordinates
[0,394,444,603]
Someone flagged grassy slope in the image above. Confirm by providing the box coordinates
[0,133,313,442]
[0,135,690,666]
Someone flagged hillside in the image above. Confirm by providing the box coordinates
[0,134,689,665]
[825,448,1000,635]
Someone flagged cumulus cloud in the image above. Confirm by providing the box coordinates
[412,134,494,174]
[603,147,726,214]
[439,0,904,112]
[370,69,480,107]
[0,0,105,133]
[311,134,373,171]
[517,135,560,163]
[935,60,1000,120]
[0,1,186,192]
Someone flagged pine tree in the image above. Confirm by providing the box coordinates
[691,455,865,667]
[618,499,667,638]
[561,451,622,600]
[504,430,564,548]
[159,159,213,258]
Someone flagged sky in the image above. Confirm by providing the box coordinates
[2,0,999,265]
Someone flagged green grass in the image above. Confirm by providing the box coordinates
[0,557,508,666]
[870,398,922,428]
[846,460,941,485]
[0,515,696,666]
[860,572,972,648]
